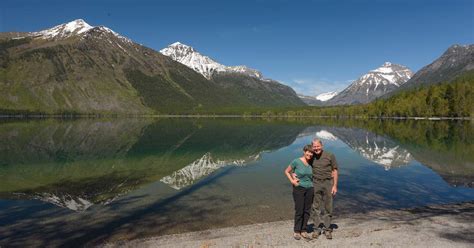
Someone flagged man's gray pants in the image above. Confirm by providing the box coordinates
[311,178,333,231]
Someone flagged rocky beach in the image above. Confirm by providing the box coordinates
[103,202,474,248]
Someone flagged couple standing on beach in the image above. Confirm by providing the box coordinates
[284,138,339,241]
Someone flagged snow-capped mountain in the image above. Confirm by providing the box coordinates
[327,62,413,105]
[316,91,338,101]
[159,41,305,106]
[30,19,132,43]
[160,42,263,79]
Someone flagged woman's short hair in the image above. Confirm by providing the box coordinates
[303,144,313,152]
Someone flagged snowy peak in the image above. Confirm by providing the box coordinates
[362,62,413,86]
[360,62,413,86]
[34,19,93,39]
[164,42,198,55]
[160,42,263,79]
[316,91,338,101]
[32,19,132,43]
[160,42,225,79]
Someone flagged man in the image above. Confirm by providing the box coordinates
[311,138,338,240]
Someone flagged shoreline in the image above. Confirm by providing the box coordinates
[0,114,471,120]
[103,201,474,247]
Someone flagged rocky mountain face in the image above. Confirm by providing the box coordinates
[327,62,413,105]
[160,42,305,107]
[0,20,304,114]
[397,44,474,91]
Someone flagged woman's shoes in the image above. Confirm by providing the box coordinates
[293,232,301,240]
[294,231,313,241]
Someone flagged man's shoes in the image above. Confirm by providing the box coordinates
[293,232,301,240]
[324,230,333,240]
[301,231,312,240]
[312,230,320,239]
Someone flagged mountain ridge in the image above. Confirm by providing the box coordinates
[160,42,263,80]
[395,44,474,92]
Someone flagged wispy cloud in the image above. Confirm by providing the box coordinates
[284,78,353,97]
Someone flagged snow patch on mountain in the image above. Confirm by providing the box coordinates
[34,192,94,211]
[315,130,338,141]
[34,19,93,39]
[160,42,264,79]
[316,91,338,101]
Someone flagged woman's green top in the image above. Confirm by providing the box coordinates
[290,158,313,188]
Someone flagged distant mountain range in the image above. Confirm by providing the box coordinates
[0,19,472,113]
[0,19,304,114]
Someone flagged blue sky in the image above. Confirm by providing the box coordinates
[2,0,473,96]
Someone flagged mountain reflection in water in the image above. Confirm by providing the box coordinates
[0,118,304,210]
[0,118,472,246]
[317,127,413,170]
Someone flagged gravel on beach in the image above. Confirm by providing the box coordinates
[104,202,474,248]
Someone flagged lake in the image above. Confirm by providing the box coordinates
[0,118,473,246]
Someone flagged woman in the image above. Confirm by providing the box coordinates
[284,144,314,240]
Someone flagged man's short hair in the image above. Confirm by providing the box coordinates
[312,138,323,145]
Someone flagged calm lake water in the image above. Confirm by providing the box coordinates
[0,118,473,246]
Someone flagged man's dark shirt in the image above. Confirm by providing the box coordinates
[311,150,338,180]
